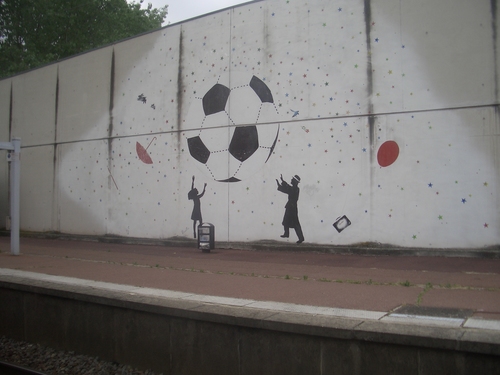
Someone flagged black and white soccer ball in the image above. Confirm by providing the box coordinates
[186,75,280,182]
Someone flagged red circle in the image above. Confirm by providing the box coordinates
[377,141,399,167]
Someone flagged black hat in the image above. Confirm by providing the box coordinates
[293,175,301,183]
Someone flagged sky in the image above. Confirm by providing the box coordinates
[135,0,252,25]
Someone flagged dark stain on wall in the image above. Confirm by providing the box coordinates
[364,0,376,220]
[108,49,116,193]
[491,0,498,102]
[364,0,376,154]
[177,28,185,153]
[109,48,116,140]
[363,0,373,99]
[263,5,269,56]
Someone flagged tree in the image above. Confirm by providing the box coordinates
[0,0,168,78]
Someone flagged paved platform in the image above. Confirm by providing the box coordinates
[1,236,500,331]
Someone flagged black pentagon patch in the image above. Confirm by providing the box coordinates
[187,136,210,164]
[229,126,259,162]
[202,83,231,115]
[250,76,274,103]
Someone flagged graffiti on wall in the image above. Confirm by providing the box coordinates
[188,175,207,238]
[186,75,280,182]
[136,137,156,164]
[29,0,495,247]
[276,174,305,243]
[377,140,399,167]
[333,215,351,233]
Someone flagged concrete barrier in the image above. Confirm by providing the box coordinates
[1,273,499,374]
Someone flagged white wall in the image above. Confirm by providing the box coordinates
[0,0,499,249]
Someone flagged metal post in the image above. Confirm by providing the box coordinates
[10,138,20,255]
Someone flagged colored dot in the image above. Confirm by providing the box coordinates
[377,140,399,167]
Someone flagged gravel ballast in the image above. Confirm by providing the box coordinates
[0,336,161,375]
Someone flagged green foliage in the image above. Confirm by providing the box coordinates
[0,0,168,78]
[400,280,411,287]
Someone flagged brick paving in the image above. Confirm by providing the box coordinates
[1,236,499,321]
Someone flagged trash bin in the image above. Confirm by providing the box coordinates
[198,222,215,252]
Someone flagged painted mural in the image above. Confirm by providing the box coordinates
[277,174,304,243]
[188,176,207,238]
[0,0,498,250]
[185,75,280,183]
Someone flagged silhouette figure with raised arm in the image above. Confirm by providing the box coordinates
[276,174,304,244]
[188,176,206,238]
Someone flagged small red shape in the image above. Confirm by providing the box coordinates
[377,140,399,167]
[136,142,153,164]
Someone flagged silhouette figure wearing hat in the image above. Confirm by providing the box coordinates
[276,174,304,244]
[188,176,206,238]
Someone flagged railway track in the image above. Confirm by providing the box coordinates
[0,360,47,375]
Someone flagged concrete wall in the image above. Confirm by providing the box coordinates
[0,0,499,249]
[1,277,499,374]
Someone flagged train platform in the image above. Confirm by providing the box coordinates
[1,235,500,331]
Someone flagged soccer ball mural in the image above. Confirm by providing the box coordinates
[186,75,280,182]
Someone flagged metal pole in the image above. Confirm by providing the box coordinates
[10,138,20,255]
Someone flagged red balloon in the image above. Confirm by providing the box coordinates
[377,141,399,167]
